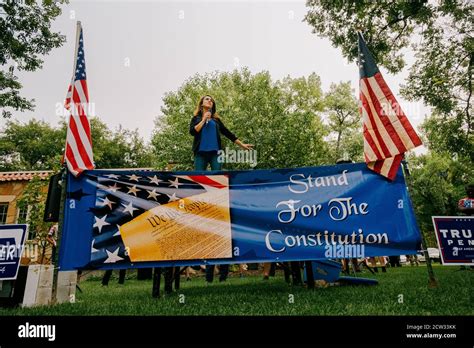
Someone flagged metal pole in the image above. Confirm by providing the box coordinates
[401,160,438,288]
[51,21,82,304]
[51,167,67,304]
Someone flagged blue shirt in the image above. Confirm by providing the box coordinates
[198,119,219,152]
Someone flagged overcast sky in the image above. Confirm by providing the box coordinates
[9,0,430,150]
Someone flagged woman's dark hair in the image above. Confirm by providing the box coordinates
[193,95,220,119]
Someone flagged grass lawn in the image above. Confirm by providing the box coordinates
[0,265,472,316]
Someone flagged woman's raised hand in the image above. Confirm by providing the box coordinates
[241,143,254,150]
[234,139,254,150]
[203,111,212,121]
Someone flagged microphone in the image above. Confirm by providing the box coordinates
[206,110,210,125]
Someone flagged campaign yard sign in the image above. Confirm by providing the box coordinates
[0,224,28,280]
[432,216,474,266]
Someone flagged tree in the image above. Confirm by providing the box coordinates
[323,81,362,162]
[0,0,66,118]
[151,68,329,170]
[0,117,154,171]
[421,111,474,163]
[277,73,329,167]
[304,0,473,159]
[0,119,64,170]
[17,174,53,263]
[406,152,473,246]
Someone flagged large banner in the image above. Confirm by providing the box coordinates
[58,163,422,271]
[432,216,474,265]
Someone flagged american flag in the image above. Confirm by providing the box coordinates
[358,32,422,180]
[64,23,94,177]
[87,171,227,267]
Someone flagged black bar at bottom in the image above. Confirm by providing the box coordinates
[0,316,471,346]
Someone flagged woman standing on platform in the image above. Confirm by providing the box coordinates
[189,95,253,282]
[190,95,253,170]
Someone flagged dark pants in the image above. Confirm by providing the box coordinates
[164,266,180,293]
[152,267,181,297]
[194,151,222,171]
[102,269,126,286]
[389,256,401,267]
[205,265,229,282]
[281,262,302,285]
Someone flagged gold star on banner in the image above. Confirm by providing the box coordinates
[127,185,141,196]
[147,189,159,200]
[127,174,141,182]
[148,175,162,185]
[168,178,181,188]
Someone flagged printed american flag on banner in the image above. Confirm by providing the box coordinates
[87,172,228,267]
[64,22,94,177]
[358,32,422,180]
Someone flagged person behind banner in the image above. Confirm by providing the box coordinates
[189,95,253,283]
[458,184,474,216]
[46,224,58,262]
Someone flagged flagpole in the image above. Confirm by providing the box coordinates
[52,21,82,305]
[401,160,438,288]
[356,29,436,287]
[61,21,82,160]
[51,168,67,304]
[71,21,81,81]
